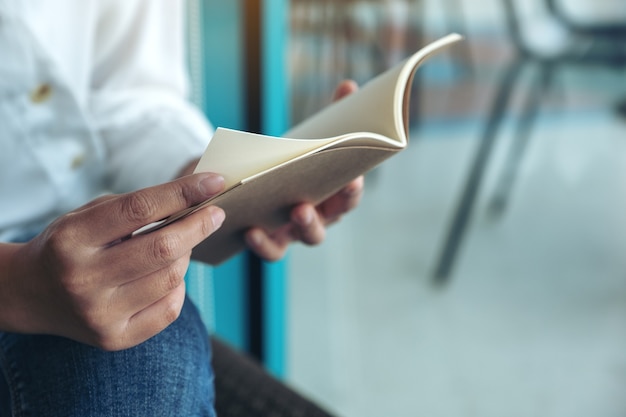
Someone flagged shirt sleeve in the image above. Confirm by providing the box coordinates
[89,0,212,193]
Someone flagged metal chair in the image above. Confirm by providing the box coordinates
[432,0,626,284]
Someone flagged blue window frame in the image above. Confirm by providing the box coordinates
[186,0,290,378]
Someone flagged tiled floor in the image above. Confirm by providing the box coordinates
[285,40,626,416]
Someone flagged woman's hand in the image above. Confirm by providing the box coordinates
[245,80,365,261]
[0,173,225,351]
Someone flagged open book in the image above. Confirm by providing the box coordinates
[143,33,463,265]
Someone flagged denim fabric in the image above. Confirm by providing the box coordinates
[0,296,215,417]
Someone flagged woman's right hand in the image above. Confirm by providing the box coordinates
[0,173,225,351]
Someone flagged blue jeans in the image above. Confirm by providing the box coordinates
[0,296,216,417]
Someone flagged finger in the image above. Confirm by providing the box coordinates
[245,227,291,262]
[118,282,186,350]
[79,173,225,245]
[332,80,359,102]
[290,204,326,245]
[100,205,225,283]
[247,204,326,259]
[318,177,364,223]
[113,256,190,314]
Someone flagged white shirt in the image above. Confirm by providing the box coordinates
[0,0,213,242]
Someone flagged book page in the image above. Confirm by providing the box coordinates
[195,128,406,190]
[286,33,463,142]
[194,34,463,190]
[194,128,338,189]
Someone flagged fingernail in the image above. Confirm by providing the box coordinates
[209,206,225,228]
[199,175,224,196]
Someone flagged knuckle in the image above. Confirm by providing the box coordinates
[151,233,182,262]
[40,218,83,283]
[160,262,186,293]
[163,298,183,325]
[120,191,158,224]
[45,217,78,254]
[199,211,217,237]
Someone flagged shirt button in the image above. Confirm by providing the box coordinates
[71,154,86,170]
[30,83,53,104]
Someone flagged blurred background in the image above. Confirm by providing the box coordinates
[282,0,626,416]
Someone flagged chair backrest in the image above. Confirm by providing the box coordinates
[547,0,626,28]
[502,0,626,64]
[499,0,563,56]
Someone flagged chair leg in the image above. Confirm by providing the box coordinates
[432,57,525,285]
[487,63,554,218]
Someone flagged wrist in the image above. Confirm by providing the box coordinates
[0,243,36,334]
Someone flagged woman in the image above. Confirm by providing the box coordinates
[0,1,362,415]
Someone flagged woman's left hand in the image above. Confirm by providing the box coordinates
[244,80,364,261]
